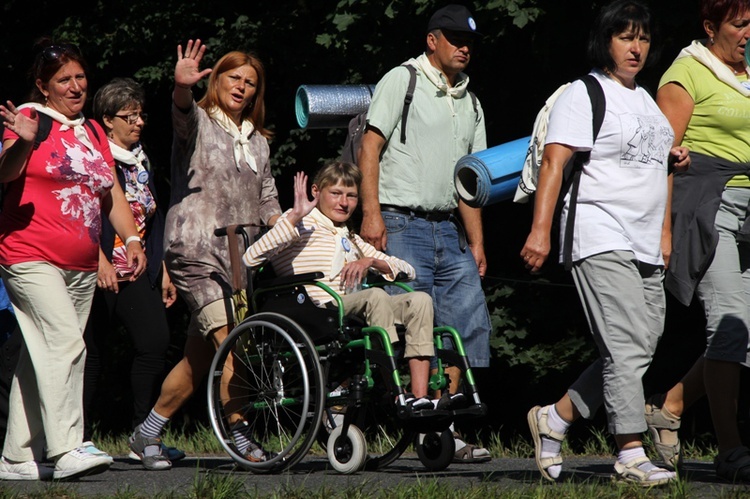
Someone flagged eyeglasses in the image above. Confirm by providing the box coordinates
[114,113,148,125]
[41,44,82,62]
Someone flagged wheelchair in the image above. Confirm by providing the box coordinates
[207,224,487,474]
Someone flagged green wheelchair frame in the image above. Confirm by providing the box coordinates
[207,225,486,474]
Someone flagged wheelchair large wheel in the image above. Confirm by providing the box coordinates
[207,312,325,473]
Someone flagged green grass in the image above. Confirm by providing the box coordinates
[93,424,225,457]
[0,473,708,499]
[92,424,718,464]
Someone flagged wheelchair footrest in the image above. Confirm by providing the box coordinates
[398,409,454,433]
[451,402,488,419]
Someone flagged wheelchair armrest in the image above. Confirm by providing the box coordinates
[257,272,325,289]
[366,271,410,285]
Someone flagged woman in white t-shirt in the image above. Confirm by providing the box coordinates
[520,0,689,487]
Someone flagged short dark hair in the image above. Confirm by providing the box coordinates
[587,0,658,73]
[92,77,145,128]
[27,38,89,104]
[701,0,750,33]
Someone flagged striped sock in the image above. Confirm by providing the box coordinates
[139,410,168,458]
[231,421,252,455]
[140,409,169,439]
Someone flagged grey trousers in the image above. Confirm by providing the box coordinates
[695,187,750,364]
[567,250,665,435]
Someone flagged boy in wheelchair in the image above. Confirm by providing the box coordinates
[242,162,434,409]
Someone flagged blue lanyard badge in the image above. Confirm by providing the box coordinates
[137,170,150,184]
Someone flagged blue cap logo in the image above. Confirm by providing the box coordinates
[468,17,477,32]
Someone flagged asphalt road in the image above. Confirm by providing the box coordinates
[1,454,748,497]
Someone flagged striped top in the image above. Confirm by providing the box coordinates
[242,209,415,305]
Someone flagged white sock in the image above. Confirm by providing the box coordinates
[540,405,569,479]
[547,404,571,434]
[449,422,467,452]
[618,446,674,482]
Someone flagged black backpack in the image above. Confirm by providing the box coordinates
[553,75,606,271]
[340,64,478,163]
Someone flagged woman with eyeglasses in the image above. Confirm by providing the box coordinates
[127,40,282,470]
[81,77,184,465]
[0,40,146,480]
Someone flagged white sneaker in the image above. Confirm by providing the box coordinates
[0,456,53,481]
[81,441,114,464]
[54,447,111,480]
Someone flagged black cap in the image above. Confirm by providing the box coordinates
[427,4,481,36]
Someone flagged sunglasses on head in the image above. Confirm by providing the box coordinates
[41,43,81,62]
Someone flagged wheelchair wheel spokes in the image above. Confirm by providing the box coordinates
[208,313,324,473]
[358,368,413,470]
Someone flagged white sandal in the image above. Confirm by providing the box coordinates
[613,456,676,487]
[527,405,565,482]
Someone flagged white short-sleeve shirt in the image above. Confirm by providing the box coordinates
[546,71,674,265]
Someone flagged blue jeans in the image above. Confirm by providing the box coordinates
[382,211,491,368]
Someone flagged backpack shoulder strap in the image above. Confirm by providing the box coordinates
[32,115,102,150]
[399,64,418,144]
[580,74,606,145]
[83,119,101,144]
[469,90,479,122]
[562,74,606,271]
[32,113,53,150]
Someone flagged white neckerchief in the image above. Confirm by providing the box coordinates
[207,107,257,173]
[110,141,147,170]
[676,39,750,96]
[411,53,469,99]
[18,102,96,153]
[307,208,360,278]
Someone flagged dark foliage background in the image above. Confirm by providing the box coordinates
[1,0,736,448]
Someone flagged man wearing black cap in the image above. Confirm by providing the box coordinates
[358,4,491,463]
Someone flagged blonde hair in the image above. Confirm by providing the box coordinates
[312,161,362,191]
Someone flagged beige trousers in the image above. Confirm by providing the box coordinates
[0,262,96,461]
[340,288,434,358]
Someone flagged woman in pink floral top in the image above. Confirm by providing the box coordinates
[0,41,145,481]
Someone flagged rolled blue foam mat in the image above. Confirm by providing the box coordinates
[454,136,530,207]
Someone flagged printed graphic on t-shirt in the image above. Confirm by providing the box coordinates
[47,137,113,243]
[620,114,672,169]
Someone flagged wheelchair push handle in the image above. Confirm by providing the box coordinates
[214,224,263,238]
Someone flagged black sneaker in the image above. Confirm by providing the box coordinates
[436,392,468,411]
[403,394,432,411]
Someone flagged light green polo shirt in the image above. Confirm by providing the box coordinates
[366,59,486,211]
[660,56,750,186]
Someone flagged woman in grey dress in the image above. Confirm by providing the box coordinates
[128,39,281,470]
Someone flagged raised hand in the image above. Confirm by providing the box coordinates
[287,171,318,225]
[175,39,213,89]
[1,101,38,143]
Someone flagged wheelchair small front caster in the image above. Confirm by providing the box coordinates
[327,424,367,474]
[415,429,455,471]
